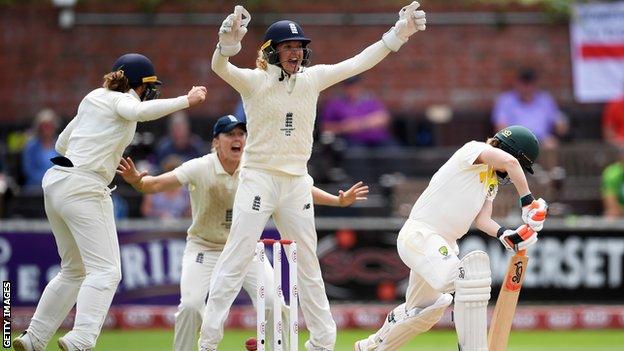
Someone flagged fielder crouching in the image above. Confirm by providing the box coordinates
[355,125,548,351]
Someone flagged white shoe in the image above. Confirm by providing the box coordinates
[13,331,43,351]
[58,336,92,351]
[304,340,332,351]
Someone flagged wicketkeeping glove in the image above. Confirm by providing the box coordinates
[520,195,548,231]
[497,224,538,252]
[382,1,427,52]
[217,5,251,57]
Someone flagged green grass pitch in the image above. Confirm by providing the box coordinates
[13,329,624,350]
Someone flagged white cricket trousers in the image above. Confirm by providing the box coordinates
[397,219,460,309]
[173,236,278,351]
[26,166,121,350]
[199,168,337,350]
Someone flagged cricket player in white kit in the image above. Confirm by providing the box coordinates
[355,125,549,351]
[200,3,427,350]
[13,53,207,351]
[116,115,368,351]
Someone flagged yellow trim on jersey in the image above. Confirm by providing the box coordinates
[142,76,158,83]
[479,167,498,198]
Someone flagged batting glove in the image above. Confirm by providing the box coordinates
[217,5,251,57]
[382,1,427,52]
[497,224,538,252]
[520,194,548,231]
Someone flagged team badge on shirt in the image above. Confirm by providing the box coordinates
[280,112,295,136]
[252,196,261,211]
[439,246,449,257]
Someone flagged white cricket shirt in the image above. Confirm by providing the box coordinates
[409,141,499,243]
[174,153,239,249]
[55,88,189,184]
[212,40,391,175]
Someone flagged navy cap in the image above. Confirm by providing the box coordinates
[213,115,246,137]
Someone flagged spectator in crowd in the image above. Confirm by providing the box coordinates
[321,75,396,148]
[21,108,60,190]
[492,67,568,149]
[601,147,624,219]
[140,155,191,219]
[154,111,205,167]
[602,89,624,147]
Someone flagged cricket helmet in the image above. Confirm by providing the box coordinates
[261,20,312,67]
[493,125,540,174]
[112,53,161,88]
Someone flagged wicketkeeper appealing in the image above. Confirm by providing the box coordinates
[199,3,426,350]
[116,115,368,351]
[355,125,548,351]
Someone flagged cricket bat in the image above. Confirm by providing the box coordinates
[488,249,528,351]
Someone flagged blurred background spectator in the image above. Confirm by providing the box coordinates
[321,75,396,148]
[492,68,569,150]
[154,111,205,169]
[602,87,624,147]
[21,108,60,192]
[601,147,624,219]
[140,155,191,219]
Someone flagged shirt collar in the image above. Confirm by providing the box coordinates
[266,64,302,80]
[128,89,141,101]
[212,153,240,176]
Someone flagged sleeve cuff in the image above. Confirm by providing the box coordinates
[381,28,406,52]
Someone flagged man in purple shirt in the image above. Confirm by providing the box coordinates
[492,68,568,149]
[321,75,396,147]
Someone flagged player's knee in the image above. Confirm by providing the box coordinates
[177,300,204,317]
[83,266,121,291]
[427,262,460,294]
[59,266,86,282]
[454,250,491,302]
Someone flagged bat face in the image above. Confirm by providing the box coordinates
[504,253,526,292]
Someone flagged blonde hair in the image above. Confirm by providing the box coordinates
[256,50,268,70]
[486,137,500,147]
[102,70,130,92]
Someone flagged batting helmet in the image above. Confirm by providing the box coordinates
[112,53,161,88]
[261,20,312,67]
[493,125,540,174]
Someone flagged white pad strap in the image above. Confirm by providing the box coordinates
[454,250,491,351]
[366,294,452,351]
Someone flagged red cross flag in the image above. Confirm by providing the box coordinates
[571,2,624,103]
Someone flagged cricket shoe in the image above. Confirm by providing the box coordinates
[13,331,44,351]
[57,336,92,351]
[304,340,332,351]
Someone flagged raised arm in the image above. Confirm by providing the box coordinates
[212,5,264,97]
[116,86,206,122]
[311,1,426,91]
[116,157,182,193]
[476,145,547,233]
[312,181,369,207]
